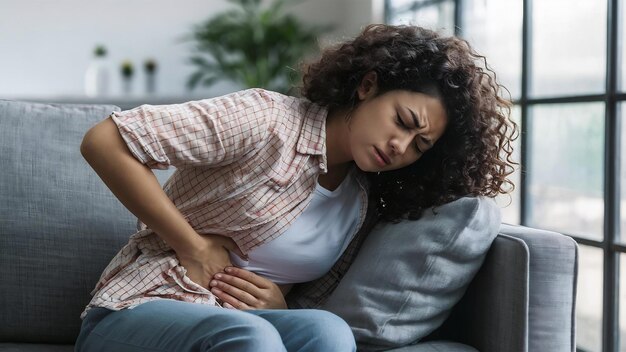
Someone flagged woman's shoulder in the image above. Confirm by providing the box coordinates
[242,88,311,109]
[230,88,326,129]
[199,88,311,125]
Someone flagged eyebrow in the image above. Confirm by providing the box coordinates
[407,107,434,146]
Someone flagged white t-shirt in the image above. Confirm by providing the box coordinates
[229,169,363,284]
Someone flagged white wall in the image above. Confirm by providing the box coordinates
[0,0,382,100]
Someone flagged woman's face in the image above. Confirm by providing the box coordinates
[347,88,448,172]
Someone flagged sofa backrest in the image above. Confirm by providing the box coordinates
[0,100,173,344]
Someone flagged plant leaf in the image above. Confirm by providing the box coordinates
[185,0,330,91]
[187,70,207,90]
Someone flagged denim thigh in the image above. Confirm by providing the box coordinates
[75,300,355,352]
[75,300,285,352]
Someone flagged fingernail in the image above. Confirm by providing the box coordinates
[225,267,232,273]
[210,280,218,286]
[214,274,222,279]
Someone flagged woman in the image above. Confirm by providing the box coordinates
[75,24,517,351]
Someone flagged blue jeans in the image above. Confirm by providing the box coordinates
[75,299,356,352]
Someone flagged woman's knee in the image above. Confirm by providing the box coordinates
[299,310,356,352]
[195,310,286,351]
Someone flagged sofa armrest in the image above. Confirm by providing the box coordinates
[426,224,577,352]
[499,224,578,352]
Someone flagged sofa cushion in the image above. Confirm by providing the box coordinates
[321,196,500,351]
[385,341,478,352]
[0,343,74,351]
[0,101,172,344]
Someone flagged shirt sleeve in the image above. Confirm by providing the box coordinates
[110,88,274,169]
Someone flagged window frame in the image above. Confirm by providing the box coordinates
[385,0,625,350]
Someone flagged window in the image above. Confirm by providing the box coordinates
[386,0,626,350]
[387,0,456,36]
[528,103,605,240]
[530,0,607,97]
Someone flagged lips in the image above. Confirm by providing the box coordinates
[375,147,391,165]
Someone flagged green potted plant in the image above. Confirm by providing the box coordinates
[186,0,329,94]
[84,45,110,97]
[144,59,158,94]
[120,60,134,94]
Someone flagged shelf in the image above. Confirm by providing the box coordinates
[3,95,213,110]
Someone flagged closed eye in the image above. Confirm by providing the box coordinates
[396,113,425,153]
[421,136,433,148]
[396,114,411,130]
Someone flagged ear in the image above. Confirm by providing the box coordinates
[357,71,378,101]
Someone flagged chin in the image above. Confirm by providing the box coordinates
[353,158,372,172]
[354,157,384,173]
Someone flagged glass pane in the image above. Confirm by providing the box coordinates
[461,0,523,100]
[617,103,626,242]
[621,254,626,352]
[577,246,603,352]
[527,103,605,239]
[531,0,607,97]
[496,105,521,224]
[388,0,419,12]
[622,1,626,92]
[388,1,455,36]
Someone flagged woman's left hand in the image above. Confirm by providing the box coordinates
[210,266,288,310]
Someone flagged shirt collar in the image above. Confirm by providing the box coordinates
[296,101,329,172]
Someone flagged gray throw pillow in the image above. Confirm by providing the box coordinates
[0,101,128,343]
[322,196,501,351]
[0,100,173,343]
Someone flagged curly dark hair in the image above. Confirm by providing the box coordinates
[299,24,519,222]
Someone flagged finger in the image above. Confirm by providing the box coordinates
[215,272,262,296]
[211,278,258,306]
[211,286,250,310]
[224,267,271,289]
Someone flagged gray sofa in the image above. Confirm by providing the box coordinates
[0,100,577,351]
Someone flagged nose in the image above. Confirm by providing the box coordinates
[390,135,413,155]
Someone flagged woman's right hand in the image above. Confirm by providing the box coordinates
[177,234,246,289]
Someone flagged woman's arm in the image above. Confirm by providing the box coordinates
[80,117,236,288]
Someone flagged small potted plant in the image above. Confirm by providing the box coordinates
[84,45,110,97]
[144,59,158,95]
[120,60,134,95]
[94,46,107,57]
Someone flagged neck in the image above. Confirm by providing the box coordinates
[325,107,354,173]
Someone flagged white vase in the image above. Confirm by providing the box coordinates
[122,77,132,95]
[84,57,110,97]
[145,73,156,95]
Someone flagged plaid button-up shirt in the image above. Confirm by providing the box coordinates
[82,89,378,318]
